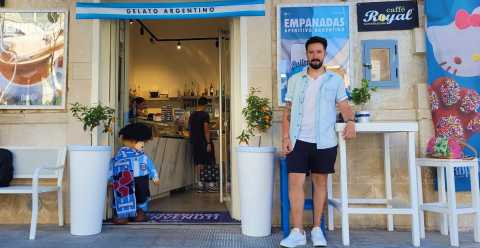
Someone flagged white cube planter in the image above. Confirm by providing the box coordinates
[69,145,111,236]
[237,146,276,237]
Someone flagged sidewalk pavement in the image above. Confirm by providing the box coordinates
[0,224,477,248]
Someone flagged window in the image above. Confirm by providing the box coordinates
[362,40,399,88]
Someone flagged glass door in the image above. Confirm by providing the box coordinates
[115,20,129,151]
[218,29,231,203]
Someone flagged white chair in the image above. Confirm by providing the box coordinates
[0,147,66,240]
[416,157,480,247]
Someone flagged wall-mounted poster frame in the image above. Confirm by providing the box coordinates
[276,3,353,106]
[0,10,68,109]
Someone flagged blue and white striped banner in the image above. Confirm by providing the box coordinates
[76,0,265,20]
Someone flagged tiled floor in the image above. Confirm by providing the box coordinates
[1,224,479,248]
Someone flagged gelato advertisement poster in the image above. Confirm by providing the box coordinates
[0,11,67,109]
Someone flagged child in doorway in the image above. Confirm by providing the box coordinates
[109,123,160,224]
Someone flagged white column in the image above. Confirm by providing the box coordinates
[407,132,420,247]
[438,167,448,236]
[446,166,459,247]
[339,134,349,246]
[327,174,334,231]
[470,163,480,242]
[384,134,394,231]
[229,17,248,220]
[90,0,101,146]
[417,164,425,239]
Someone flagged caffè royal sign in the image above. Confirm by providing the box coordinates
[357,1,419,32]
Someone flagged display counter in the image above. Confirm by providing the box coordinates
[144,136,193,198]
[140,119,220,198]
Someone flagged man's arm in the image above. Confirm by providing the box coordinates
[282,102,293,154]
[203,122,210,143]
[204,121,211,151]
[282,102,291,138]
[337,100,356,139]
[337,100,354,122]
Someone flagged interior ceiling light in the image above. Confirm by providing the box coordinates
[177,41,182,50]
[129,19,134,25]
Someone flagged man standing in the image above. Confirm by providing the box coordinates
[188,97,212,192]
[280,36,356,247]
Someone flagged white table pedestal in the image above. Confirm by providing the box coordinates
[327,122,420,247]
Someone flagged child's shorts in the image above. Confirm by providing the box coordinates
[134,175,150,204]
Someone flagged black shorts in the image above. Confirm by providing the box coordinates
[286,140,337,174]
[134,175,150,205]
[192,141,209,165]
[192,141,215,166]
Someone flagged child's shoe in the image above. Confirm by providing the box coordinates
[112,216,129,225]
[134,209,148,222]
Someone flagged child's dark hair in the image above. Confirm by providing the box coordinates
[305,36,328,50]
[119,123,152,141]
[198,97,208,106]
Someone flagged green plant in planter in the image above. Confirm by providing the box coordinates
[350,78,378,109]
[70,102,115,146]
[237,87,273,146]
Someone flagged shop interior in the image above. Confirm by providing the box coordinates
[122,18,232,213]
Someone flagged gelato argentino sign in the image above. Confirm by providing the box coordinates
[357,1,419,32]
[76,0,265,20]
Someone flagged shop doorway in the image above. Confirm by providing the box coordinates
[115,18,232,217]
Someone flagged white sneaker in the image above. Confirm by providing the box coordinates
[311,226,327,247]
[280,228,306,248]
[196,182,205,192]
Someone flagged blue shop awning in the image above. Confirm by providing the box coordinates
[76,0,265,20]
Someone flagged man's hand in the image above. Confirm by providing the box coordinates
[342,121,356,139]
[282,137,293,155]
[153,178,160,185]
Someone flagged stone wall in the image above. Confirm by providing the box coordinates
[245,0,474,231]
[0,0,475,231]
[0,0,92,224]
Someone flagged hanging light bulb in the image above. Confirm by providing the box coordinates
[129,19,134,25]
[177,41,182,50]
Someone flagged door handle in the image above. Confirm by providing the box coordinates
[362,63,372,69]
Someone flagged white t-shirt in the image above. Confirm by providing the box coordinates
[297,74,324,143]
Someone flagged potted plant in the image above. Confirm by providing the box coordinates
[68,102,115,236]
[236,87,276,237]
[350,78,377,122]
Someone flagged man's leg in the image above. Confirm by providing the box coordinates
[289,173,306,229]
[195,164,204,192]
[281,141,309,247]
[195,164,204,183]
[311,173,328,227]
[309,145,337,247]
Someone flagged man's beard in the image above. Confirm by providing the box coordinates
[309,59,323,69]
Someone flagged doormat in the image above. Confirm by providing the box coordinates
[105,211,240,225]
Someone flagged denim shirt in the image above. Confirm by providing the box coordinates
[285,68,347,149]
